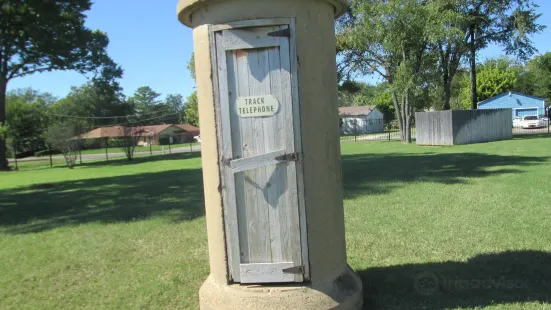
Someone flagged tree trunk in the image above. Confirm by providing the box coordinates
[469,27,478,110]
[404,92,412,144]
[391,91,405,141]
[442,79,452,111]
[0,77,8,170]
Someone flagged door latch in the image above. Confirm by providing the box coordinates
[282,265,304,274]
[275,152,299,162]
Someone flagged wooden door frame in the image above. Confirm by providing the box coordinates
[209,18,309,283]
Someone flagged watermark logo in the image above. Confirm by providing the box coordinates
[413,271,529,296]
[414,271,439,296]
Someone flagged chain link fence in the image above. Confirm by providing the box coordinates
[512,117,551,136]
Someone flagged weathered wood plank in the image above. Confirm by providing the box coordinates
[246,48,271,263]
[278,25,304,282]
[211,18,292,31]
[240,262,296,283]
[266,42,284,263]
[415,109,512,146]
[230,149,285,173]
[234,49,254,264]
[214,32,241,282]
[289,18,309,280]
[223,27,281,50]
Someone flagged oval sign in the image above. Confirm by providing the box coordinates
[236,95,280,118]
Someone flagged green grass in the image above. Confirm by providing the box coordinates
[1,137,551,309]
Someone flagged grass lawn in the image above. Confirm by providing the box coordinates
[1,137,551,309]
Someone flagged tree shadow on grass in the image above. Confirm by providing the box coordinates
[341,152,548,198]
[0,166,205,234]
[359,250,551,309]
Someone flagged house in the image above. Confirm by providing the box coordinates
[339,106,385,135]
[80,124,200,146]
[478,92,547,121]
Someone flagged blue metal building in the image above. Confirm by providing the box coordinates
[478,92,547,120]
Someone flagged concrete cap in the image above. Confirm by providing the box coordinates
[177,0,348,27]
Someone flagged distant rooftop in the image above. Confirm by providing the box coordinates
[338,106,377,116]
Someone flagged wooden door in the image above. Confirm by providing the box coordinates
[212,21,307,284]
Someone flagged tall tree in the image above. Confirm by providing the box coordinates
[128,86,161,114]
[164,94,185,123]
[516,52,551,103]
[462,0,544,109]
[52,62,130,128]
[427,0,469,110]
[459,57,522,108]
[337,0,435,143]
[0,0,114,169]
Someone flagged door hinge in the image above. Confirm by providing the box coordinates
[275,152,299,162]
[221,157,232,164]
[267,28,291,38]
[282,265,304,274]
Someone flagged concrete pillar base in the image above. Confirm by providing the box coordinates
[199,267,363,310]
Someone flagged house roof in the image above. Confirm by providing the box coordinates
[80,126,126,139]
[478,92,546,106]
[338,106,378,116]
[80,123,199,139]
[140,124,173,134]
[174,124,200,133]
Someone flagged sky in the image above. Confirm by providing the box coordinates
[6,0,551,100]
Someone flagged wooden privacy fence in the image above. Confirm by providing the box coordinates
[416,109,512,146]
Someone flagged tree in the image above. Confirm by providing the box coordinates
[46,122,83,169]
[163,94,186,124]
[427,0,469,110]
[184,92,199,127]
[516,52,551,103]
[5,88,53,156]
[0,1,115,170]
[372,88,395,122]
[462,0,545,109]
[458,57,522,108]
[129,86,161,114]
[185,54,199,126]
[337,0,435,143]
[114,126,141,161]
[187,53,196,81]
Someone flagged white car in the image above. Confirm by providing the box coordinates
[194,135,202,143]
[521,116,546,129]
[513,117,523,128]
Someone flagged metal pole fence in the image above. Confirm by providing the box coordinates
[388,121,391,141]
[105,137,109,162]
[13,146,18,171]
